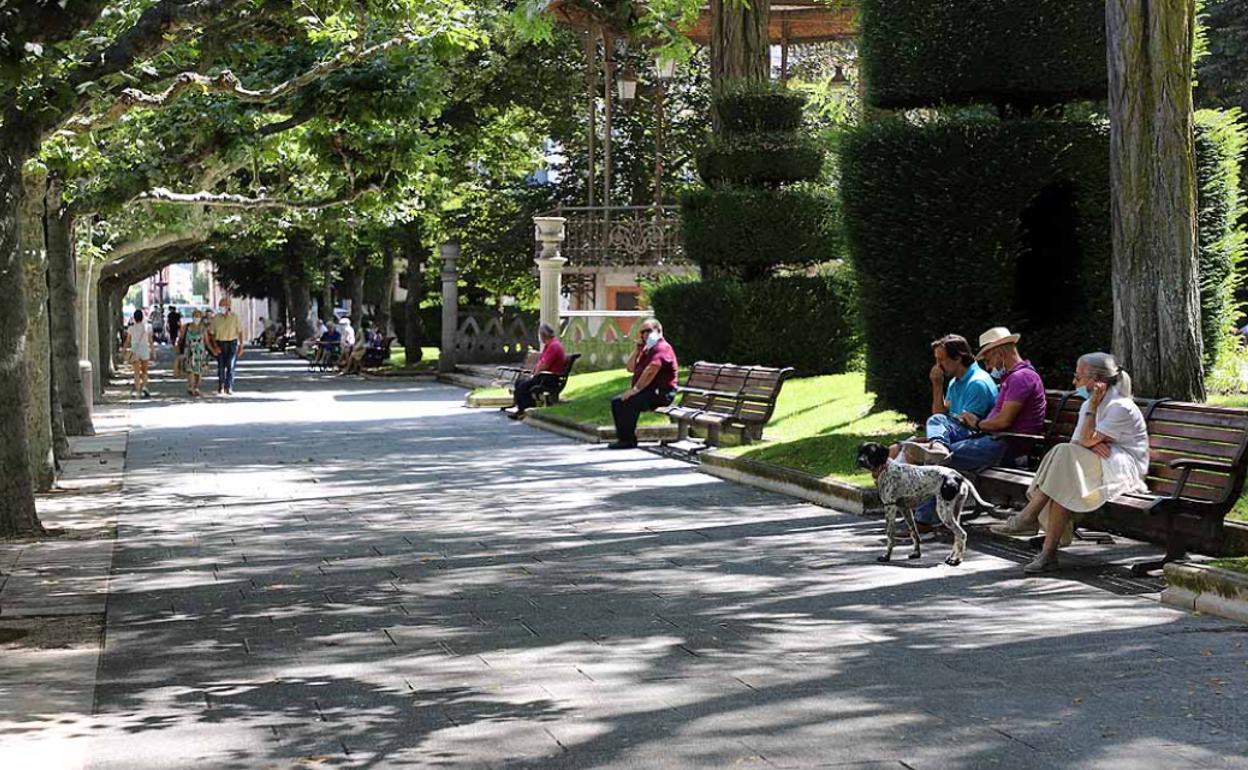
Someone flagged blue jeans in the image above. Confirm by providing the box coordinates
[217,340,239,391]
[925,413,975,447]
[913,434,1008,524]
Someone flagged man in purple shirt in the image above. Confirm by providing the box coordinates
[912,327,1046,529]
[608,318,678,450]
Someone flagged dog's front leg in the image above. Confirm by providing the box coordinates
[878,504,898,562]
[902,506,921,559]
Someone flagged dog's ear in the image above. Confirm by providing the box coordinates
[857,442,886,470]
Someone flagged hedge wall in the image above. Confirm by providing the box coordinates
[841,114,1247,420]
[1196,109,1248,367]
[859,0,1107,110]
[648,269,859,376]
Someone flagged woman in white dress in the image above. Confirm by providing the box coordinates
[123,309,154,399]
[991,352,1149,573]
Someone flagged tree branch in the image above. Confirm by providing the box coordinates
[133,185,379,210]
[65,32,419,134]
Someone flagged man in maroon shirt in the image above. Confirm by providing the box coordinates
[511,322,569,418]
[609,318,679,449]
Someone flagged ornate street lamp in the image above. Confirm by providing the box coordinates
[617,65,638,108]
[655,56,677,82]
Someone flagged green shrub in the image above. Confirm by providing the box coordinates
[681,187,843,280]
[716,82,806,133]
[840,115,1247,419]
[859,0,1107,110]
[696,134,824,188]
[646,277,745,365]
[1196,108,1248,370]
[649,270,860,376]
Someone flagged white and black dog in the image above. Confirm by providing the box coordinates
[857,442,994,566]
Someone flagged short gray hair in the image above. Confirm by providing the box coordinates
[538,322,558,338]
[644,318,662,334]
[1078,352,1132,397]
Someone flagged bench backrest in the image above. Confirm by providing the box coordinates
[1034,390,1248,508]
[675,362,794,425]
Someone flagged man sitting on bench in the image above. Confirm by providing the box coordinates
[510,322,568,419]
[909,327,1047,536]
[608,318,678,450]
[891,334,998,464]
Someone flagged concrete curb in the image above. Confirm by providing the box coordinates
[523,411,679,444]
[466,393,514,408]
[699,450,880,515]
[1162,562,1248,624]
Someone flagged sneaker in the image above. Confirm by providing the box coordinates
[1023,552,1060,574]
[606,441,638,450]
[991,513,1040,537]
[900,440,952,465]
[507,411,525,421]
[140,389,151,399]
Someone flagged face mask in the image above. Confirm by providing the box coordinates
[1074,385,1090,400]
[990,366,1004,380]
[644,330,661,350]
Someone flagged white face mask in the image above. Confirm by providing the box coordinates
[645,330,661,350]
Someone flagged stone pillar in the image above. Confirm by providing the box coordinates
[438,240,460,374]
[533,217,567,332]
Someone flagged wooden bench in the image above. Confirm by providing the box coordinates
[361,336,396,369]
[974,389,1248,570]
[495,351,541,390]
[657,361,794,446]
[498,352,582,407]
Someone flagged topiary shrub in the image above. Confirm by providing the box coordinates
[859,0,1107,110]
[648,268,860,376]
[696,134,824,188]
[682,187,842,282]
[840,114,1247,420]
[682,81,840,279]
[715,81,806,133]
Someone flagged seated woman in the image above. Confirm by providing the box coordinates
[991,352,1148,574]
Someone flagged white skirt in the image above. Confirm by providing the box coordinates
[1027,443,1115,545]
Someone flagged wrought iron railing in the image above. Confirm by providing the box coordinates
[542,205,687,267]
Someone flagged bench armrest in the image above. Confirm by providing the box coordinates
[1168,458,1236,473]
[989,431,1046,442]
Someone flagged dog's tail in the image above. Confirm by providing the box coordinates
[962,477,996,511]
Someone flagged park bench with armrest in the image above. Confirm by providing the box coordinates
[495,351,542,390]
[657,361,794,446]
[496,352,582,407]
[973,389,1248,572]
[361,336,396,369]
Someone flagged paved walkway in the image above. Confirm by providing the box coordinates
[19,353,1248,768]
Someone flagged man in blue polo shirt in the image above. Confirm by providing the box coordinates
[893,334,998,465]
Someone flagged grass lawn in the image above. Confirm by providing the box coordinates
[386,346,440,371]
[1209,557,1248,574]
[470,369,667,426]
[719,373,914,485]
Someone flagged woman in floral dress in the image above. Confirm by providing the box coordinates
[182,309,210,397]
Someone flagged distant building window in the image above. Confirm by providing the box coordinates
[613,290,640,311]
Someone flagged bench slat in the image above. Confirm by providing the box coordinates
[1151,405,1248,430]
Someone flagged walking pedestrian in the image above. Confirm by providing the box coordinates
[182,309,210,397]
[207,297,245,395]
[123,309,154,399]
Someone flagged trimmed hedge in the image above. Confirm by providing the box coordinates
[841,115,1248,420]
[716,83,805,133]
[859,0,1107,110]
[648,270,860,376]
[1196,109,1248,368]
[681,187,843,281]
[696,134,824,188]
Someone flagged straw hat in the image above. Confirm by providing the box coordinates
[976,327,1021,358]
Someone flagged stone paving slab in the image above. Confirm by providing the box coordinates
[37,354,1248,769]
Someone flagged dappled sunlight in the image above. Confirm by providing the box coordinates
[72,353,1248,767]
